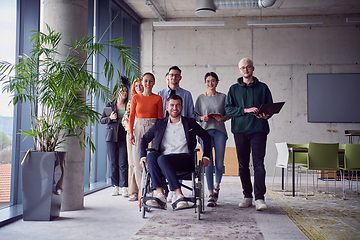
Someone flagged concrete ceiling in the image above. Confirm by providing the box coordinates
[124,0,360,21]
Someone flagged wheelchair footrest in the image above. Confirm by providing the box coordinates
[142,196,167,209]
[171,196,196,210]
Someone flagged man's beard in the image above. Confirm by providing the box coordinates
[169,111,181,118]
[243,73,253,79]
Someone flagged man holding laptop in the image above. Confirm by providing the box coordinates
[225,58,274,211]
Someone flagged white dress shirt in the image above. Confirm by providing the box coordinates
[160,118,189,155]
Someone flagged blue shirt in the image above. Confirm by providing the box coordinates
[157,86,195,118]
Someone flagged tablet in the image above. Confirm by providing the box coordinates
[250,102,285,116]
[208,113,222,118]
[103,107,113,116]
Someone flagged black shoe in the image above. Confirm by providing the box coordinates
[207,194,217,207]
[213,188,220,201]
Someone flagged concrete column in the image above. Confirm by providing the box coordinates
[42,0,88,211]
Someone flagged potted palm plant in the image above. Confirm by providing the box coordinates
[0,25,140,220]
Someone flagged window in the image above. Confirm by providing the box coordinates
[0,0,140,226]
[84,0,141,193]
[0,0,16,210]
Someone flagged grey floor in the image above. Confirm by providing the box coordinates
[0,176,307,240]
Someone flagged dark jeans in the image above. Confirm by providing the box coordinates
[107,140,128,187]
[234,132,267,200]
[147,151,194,191]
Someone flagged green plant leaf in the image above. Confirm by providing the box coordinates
[0,25,139,152]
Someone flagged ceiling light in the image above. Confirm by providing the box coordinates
[247,19,324,26]
[195,9,216,17]
[195,0,277,17]
[153,21,225,27]
[346,17,360,23]
[195,0,216,17]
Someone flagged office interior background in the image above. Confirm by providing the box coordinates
[0,0,360,226]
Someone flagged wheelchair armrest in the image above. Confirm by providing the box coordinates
[146,148,155,152]
[193,148,202,167]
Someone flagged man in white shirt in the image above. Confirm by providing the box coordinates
[140,95,211,210]
[158,66,196,203]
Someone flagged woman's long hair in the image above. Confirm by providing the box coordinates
[130,78,142,98]
[112,85,128,105]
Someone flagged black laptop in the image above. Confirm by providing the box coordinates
[250,102,285,116]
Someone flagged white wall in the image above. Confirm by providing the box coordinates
[139,15,360,176]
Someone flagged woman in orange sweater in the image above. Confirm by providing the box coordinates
[129,72,163,191]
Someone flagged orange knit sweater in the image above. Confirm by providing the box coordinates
[129,93,163,133]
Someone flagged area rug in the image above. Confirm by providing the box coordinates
[132,180,297,240]
[268,183,360,240]
[132,179,360,240]
[132,186,264,239]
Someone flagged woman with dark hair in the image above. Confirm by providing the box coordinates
[101,85,129,196]
[194,72,229,207]
[122,79,144,201]
[129,73,163,192]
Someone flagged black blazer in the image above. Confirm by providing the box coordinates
[100,101,126,142]
[140,116,211,159]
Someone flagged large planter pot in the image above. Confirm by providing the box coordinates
[21,151,66,221]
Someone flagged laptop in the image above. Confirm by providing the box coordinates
[250,102,285,116]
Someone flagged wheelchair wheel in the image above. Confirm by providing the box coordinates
[196,199,201,220]
[141,206,146,218]
[200,164,205,212]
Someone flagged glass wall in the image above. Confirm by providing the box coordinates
[0,0,16,210]
[84,0,140,193]
[0,0,141,226]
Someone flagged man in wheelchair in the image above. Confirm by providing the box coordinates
[140,94,211,210]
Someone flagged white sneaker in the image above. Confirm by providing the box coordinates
[238,198,252,208]
[128,194,137,201]
[255,199,268,211]
[122,187,129,197]
[175,194,190,210]
[146,193,167,209]
[111,186,119,196]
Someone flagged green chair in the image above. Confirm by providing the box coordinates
[287,143,309,192]
[338,144,346,167]
[300,142,339,198]
[287,143,309,166]
[340,143,360,199]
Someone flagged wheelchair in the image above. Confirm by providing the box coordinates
[140,149,205,220]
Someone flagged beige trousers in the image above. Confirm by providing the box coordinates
[132,118,155,191]
[126,134,138,196]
